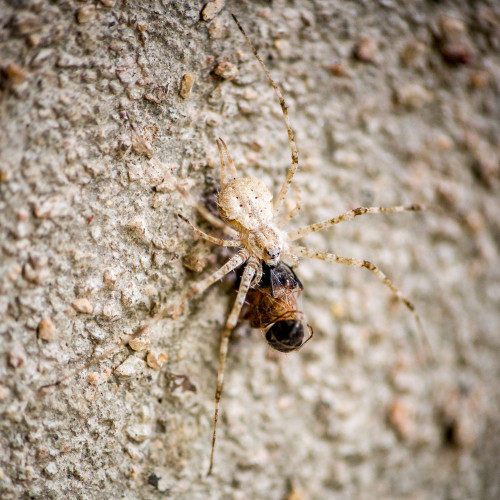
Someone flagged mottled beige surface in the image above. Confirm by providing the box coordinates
[1,1,499,499]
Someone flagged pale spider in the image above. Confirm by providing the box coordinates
[42,15,431,475]
[142,15,430,474]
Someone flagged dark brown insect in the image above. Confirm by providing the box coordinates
[239,262,313,353]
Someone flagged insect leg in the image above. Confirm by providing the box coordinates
[289,245,434,359]
[287,205,424,241]
[157,162,238,237]
[208,257,259,475]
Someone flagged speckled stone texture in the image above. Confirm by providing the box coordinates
[1,1,499,499]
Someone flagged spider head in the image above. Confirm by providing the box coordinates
[247,226,283,266]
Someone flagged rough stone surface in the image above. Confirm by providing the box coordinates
[1,1,499,499]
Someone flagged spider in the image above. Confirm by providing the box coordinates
[135,15,430,474]
[40,14,431,476]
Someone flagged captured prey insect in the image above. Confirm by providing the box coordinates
[238,261,313,353]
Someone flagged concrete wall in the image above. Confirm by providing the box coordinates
[1,0,499,498]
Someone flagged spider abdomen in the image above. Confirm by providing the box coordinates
[218,177,273,232]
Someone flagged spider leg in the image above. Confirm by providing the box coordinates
[208,256,259,476]
[287,205,424,241]
[250,263,263,288]
[158,162,238,237]
[289,245,433,359]
[231,15,299,216]
[216,138,227,185]
[178,215,242,247]
[135,250,250,335]
[125,117,237,237]
[276,180,301,227]
[38,251,250,394]
[218,137,237,181]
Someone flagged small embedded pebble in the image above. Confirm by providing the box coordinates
[8,349,25,369]
[448,415,477,448]
[0,385,9,401]
[274,39,292,59]
[182,252,207,273]
[214,61,238,80]
[126,423,152,442]
[14,12,41,35]
[436,16,474,65]
[23,262,41,284]
[469,71,489,89]
[44,462,58,477]
[129,336,151,352]
[101,301,122,321]
[108,80,123,95]
[103,268,120,288]
[179,73,195,99]
[146,349,168,371]
[125,216,146,237]
[87,368,111,385]
[77,5,95,24]
[440,41,474,65]
[37,317,56,341]
[396,83,432,109]
[201,0,225,21]
[328,62,348,77]
[354,36,378,63]
[400,40,427,68]
[115,356,146,377]
[88,325,107,343]
[72,298,93,314]
[208,18,228,39]
[388,399,413,440]
[87,372,101,385]
[330,301,345,319]
[3,63,27,84]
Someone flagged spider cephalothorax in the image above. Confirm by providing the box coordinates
[217,173,284,266]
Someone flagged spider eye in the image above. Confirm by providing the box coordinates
[265,320,304,353]
[266,248,280,259]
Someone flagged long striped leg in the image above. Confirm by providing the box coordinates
[125,116,238,237]
[287,205,424,241]
[276,181,302,228]
[231,15,299,216]
[289,245,433,358]
[134,250,250,336]
[154,160,238,237]
[39,251,250,393]
[217,137,237,182]
[178,215,242,247]
[207,257,258,476]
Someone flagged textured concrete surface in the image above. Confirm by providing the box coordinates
[1,0,499,499]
